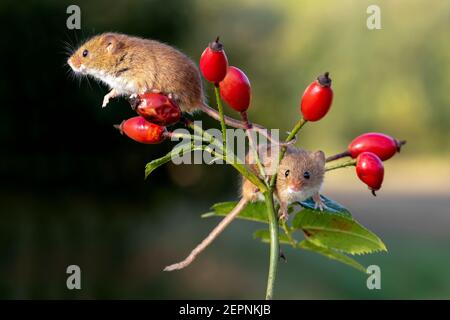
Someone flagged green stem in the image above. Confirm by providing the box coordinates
[269,118,307,187]
[214,84,227,158]
[264,191,278,300]
[187,121,267,193]
[325,159,357,172]
[263,118,308,299]
[325,150,351,162]
[286,117,307,142]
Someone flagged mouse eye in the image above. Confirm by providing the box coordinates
[303,171,310,179]
[82,49,89,57]
[284,170,290,177]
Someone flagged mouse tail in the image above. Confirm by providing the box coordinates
[197,103,247,129]
[163,197,249,271]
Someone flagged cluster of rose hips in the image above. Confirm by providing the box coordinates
[114,92,181,144]
[200,37,251,113]
[339,132,405,195]
[299,75,405,195]
[116,37,405,196]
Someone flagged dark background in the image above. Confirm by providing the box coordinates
[0,0,449,299]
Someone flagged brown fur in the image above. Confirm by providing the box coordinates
[68,33,204,112]
[242,146,325,211]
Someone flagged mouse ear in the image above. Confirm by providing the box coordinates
[103,34,124,54]
[311,150,325,165]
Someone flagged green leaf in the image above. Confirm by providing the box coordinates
[298,195,352,218]
[253,229,291,245]
[253,230,367,273]
[292,208,387,255]
[202,201,269,223]
[298,240,367,273]
[203,196,387,256]
[201,195,348,224]
[145,142,199,179]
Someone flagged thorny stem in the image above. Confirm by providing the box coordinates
[325,159,357,172]
[214,85,227,159]
[264,191,278,300]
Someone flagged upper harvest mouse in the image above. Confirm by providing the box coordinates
[67,32,205,110]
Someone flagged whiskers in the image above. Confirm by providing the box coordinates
[62,30,101,92]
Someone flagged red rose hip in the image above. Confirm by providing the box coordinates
[116,116,167,144]
[134,93,181,126]
[348,132,406,161]
[199,37,228,84]
[356,152,384,196]
[219,66,251,112]
[300,72,333,121]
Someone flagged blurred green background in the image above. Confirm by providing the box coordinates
[0,0,449,299]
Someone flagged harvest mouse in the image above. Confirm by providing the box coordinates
[67,32,254,130]
[243,145,326,219]
[164,145,326,271]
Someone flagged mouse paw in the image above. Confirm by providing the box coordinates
[167,92,179,102]
[313,194,327,212]
[102,89,118,108]
[278,207,289,221]
[102,96,110,108]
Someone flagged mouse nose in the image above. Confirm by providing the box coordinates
[288,181,302,192]
[68,55,80,70]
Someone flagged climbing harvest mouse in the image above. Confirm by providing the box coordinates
[67,32,254,129]
[164,145,326,271]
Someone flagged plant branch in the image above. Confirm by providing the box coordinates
[214,85,227,158]
[262,117,308,299]
[286,117,307,142]
[326,150,351,162]
[198,102,267,131]
[269,118,307,188]
[264,191,279,300]
[198,103,287,146]
[187,121,268,192]
[325,159,357,172]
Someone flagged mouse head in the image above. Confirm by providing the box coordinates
[277,149,325,194]
[67,33,125,75]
